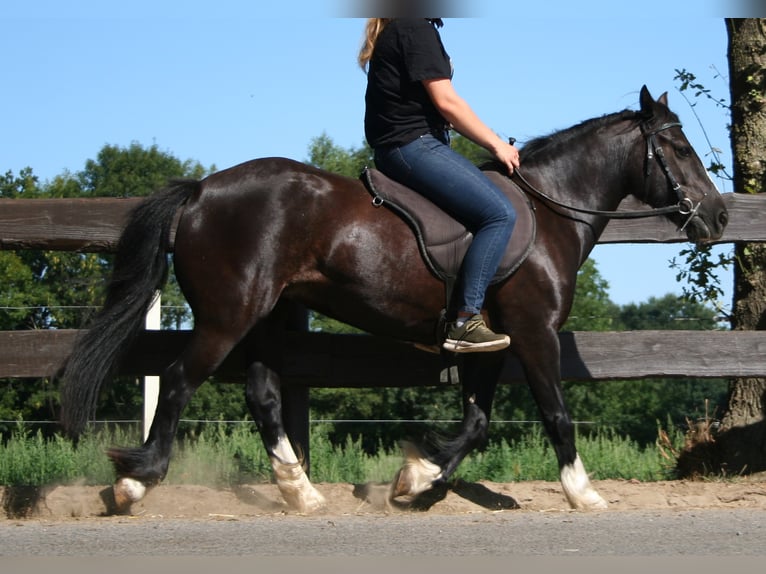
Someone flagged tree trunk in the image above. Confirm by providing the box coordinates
[679,19,766,476]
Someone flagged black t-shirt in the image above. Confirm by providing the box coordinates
[364,18,453,149]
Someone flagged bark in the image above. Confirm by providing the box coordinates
[679,19,766,476]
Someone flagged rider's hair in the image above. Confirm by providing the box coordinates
[358,18,391,71]
[357,18,444,72]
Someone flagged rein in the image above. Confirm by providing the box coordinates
[508,122,702,224]
[511,169,681,219]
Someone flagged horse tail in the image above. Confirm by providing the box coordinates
[58,179,198,438]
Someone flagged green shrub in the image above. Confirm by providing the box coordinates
[0,421,682,487]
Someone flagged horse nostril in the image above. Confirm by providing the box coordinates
[719,210,729,228]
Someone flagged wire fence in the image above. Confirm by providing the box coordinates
[0,304,721,324]
[0,418,597,427]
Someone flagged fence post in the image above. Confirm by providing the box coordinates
[143,292,161,442]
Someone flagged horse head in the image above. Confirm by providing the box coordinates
[636,85,728,243]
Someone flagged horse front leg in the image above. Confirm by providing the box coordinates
[390,353,503,500]
[520,335,608,510]
[245,361,326,513]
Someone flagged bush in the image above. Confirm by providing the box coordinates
[0,421,682,487]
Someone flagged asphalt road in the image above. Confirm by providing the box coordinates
[2,508,765,561]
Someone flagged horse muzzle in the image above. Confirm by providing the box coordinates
[681,199,728,243]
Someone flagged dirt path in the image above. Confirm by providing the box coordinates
[4,477,766,521]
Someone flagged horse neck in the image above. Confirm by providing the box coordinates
[522,118,640,262]
[526,121,637,214]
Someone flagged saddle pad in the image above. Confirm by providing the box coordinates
[361,167,536,284]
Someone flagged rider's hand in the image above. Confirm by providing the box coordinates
[492,139,520,175]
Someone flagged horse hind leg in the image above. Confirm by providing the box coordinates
[243,310,325,513]
[245,361,325,513]
[108,326,247,513]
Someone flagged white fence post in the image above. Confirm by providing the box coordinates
[143,292,161,442]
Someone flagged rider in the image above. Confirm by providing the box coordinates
[359,18,519,353]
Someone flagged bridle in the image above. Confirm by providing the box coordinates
[509,121,705,230]
[642,121,704,231]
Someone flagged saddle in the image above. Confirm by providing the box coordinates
[360,166,536,286]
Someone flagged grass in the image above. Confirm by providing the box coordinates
[0,421,685,487]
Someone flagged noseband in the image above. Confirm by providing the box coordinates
[511,121,704,225]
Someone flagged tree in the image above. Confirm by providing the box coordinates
[0,171,62,431]
[563,260,620,331]
[0,168,40,199]
[307,133,372,177]
[679,19,766,476]
[80,142,209,198]
[0,144,211,435]
[618,294,720,331]
[561,295,726,446]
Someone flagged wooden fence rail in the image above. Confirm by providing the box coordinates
[2,328,766,382]
[2,193,766,252]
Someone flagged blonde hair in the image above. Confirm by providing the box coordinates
[358,18,391,71]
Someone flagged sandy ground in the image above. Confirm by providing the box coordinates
[4,477,766,521]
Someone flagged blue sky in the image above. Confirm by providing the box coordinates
[2,3,744,309]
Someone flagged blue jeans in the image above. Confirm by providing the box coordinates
[374,133,516,317]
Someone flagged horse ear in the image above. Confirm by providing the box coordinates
[639,85,654,115]
[657,91,669,107]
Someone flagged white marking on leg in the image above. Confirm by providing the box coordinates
[270,435,325,513]
[113,477,147,512]
[560,454,608,510]
[272,434,299,464]
[390,441,443,499]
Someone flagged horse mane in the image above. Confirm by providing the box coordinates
[520,109,642,164]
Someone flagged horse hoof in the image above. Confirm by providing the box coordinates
[389,456,443,500]
[272,460,327,513]
[113,477,147,513]
[564,485,608,510]
[296,489,327,514]
[280,480,327,514]
[586,494,609,510]
[389,467,410,499]
[561,455,608,510]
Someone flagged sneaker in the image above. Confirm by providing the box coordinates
[442,315,511,353]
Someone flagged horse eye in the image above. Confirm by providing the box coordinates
[676,146,692,158]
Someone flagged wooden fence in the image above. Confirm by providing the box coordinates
[2,192,766,460]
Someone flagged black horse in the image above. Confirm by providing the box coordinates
[59,87,728,513]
